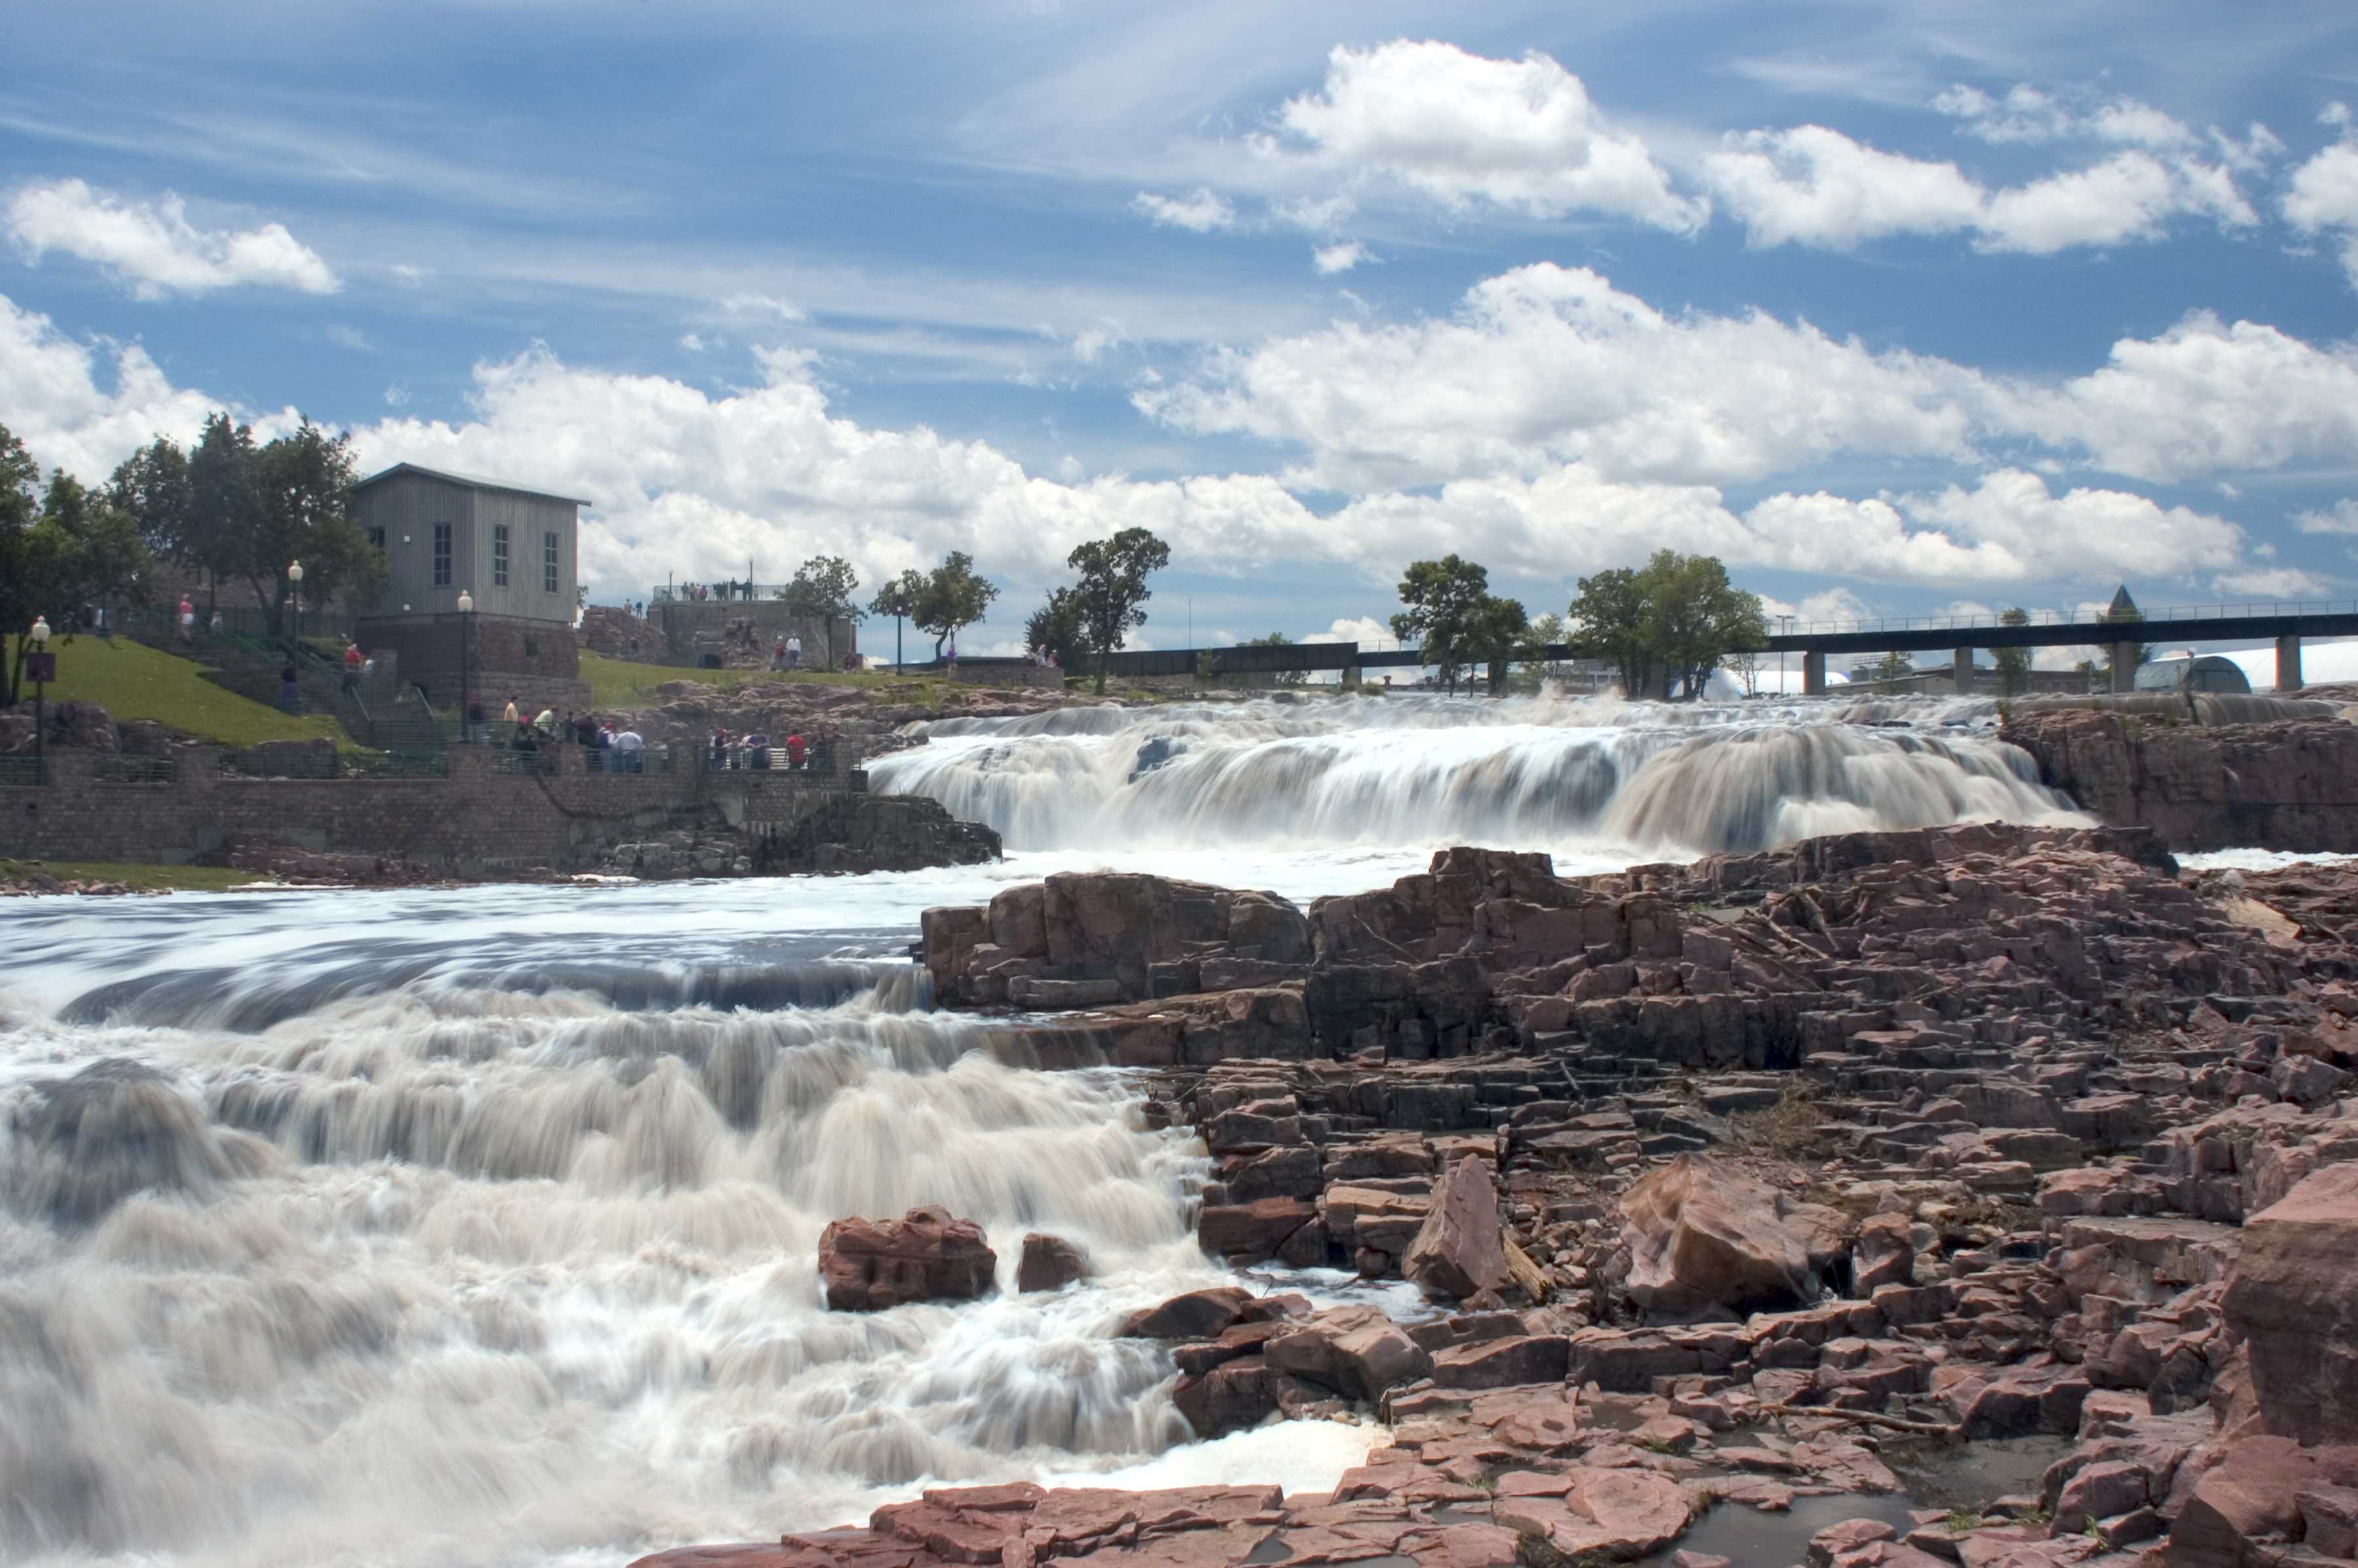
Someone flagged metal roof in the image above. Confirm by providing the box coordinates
[354,461,592,509]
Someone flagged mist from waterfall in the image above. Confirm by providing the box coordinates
[869,691,2089,858]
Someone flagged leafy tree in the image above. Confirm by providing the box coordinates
[869,569,926,668]
[1566,566,1655,698]
[248,421,379,638]
[1868,650,1917,686]
[0,423,41,704]
[1993,607,2034,696]
[778,555,863,667]
[108,437,191,562]
[3,470,151,701]
[1390,554,1495,695]
[1465,594,1527,696]
[1024,586,1084,671]
[181,413,263,607]
[1066,527,1169,694]
[1569,551,1765,700]
[1642,551,1767,700]
[908,551,998,663]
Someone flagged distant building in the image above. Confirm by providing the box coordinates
[348,463,592,713]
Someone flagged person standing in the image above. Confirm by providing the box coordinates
[786,634,801,671]
[342,643,362,695]
[178,597,195,644]
[614,725,645,772]
[785,731,806,770]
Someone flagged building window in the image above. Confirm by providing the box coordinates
[523,636,538,657]
[493,525,510,588]
[544,531,559,593]
[367,527,386,551]
[433,523,452,587]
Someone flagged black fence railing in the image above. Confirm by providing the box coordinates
[705,742,861,775]
[0,756,45,787]
[92,755,177,783]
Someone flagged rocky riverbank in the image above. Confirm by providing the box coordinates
[641,823,2358,1568]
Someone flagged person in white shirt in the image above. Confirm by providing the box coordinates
[614,727,645,772]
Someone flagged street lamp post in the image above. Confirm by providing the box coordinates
[457,589,475,742]
[287,559,305,663]
[28,616,52,771]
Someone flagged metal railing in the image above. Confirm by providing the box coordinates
[586,745,672,774]
[704,742,860,775]
[219,747,342,779]
[92,755,177,783]
[341,750,449,779]
[650,582,789,603]
[489,745,557,776]
[0,756,44,787]
[1781,599,2358,637]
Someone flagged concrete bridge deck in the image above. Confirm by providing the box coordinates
[1095,597,2358,695]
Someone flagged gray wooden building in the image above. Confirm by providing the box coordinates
[349,464,594,715]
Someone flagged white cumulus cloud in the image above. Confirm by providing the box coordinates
[6,178,337,298]
[2283,124,2358,285]
[1271,41,1706,232]
[1702,126,2254,253]
[2298,499,2358,535]
[1313,240,1368,274]
[1132,189,1237,232]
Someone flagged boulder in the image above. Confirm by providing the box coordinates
[819,1205,997,1311]
[1851,1213,1918,1294]
[1497,1467,1695,1560]
[1619,1153,1816,1316]
[2221,1162,2358,1446]
[1016,1233,1089,1293]
[1121,1287,1253,1341]
[1402,1154,1510,1300]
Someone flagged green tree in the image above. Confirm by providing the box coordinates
[1066,527,1169,694]
[108,437,192,563]
[248,421,380,639]
[1993,607,2034,696]
[5,472,152,698]
[1566,566,1655,698]
[778,554,863,667]
[868,569,926,668]
[182,413,263,608]
[908,551,998,663]
[1466,594,1528,696]
[1390,553,1494,695]
[1641,551,1766,700]
[1868,650,1917,686]
[0,422,42,704]
[1024,586,1084,671]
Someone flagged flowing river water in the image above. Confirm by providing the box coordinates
[1,692,2097,1568]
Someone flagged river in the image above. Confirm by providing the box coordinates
[0,692,2095,1567]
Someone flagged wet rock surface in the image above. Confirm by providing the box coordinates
[664,823,2358,1568]
[819,1206,998,1311]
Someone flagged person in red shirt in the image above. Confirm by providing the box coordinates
[341,642,362,694]
[785,732,806,770]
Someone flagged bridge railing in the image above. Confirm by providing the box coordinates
[1779,600,2358,637]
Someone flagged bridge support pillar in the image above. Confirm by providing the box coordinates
[1802,649,1825,696]
[2111,643,2139,693]
[1952,646,1975,696]
[1341,664,1360,688]
[2277,634,2304,693]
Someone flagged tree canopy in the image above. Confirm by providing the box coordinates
[910,552,998,661]
[1994,607,2034,696]
[1024,586,1084,671]
[777,554,863,665]
[1389,554,1525,695]
[2,424,153,703]
[1568,550,1765,701]
[1064,527,1169,694]
[104,412,383,636]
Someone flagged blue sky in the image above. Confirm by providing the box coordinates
[7,1,2358,664]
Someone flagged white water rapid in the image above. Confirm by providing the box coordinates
[3,693,2092,1568]
[869,691,2089,861]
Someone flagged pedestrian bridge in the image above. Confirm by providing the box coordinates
[1095,595,2358,694]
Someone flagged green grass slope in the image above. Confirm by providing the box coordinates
[9,633,352,749]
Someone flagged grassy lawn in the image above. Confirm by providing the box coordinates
[5,633,352,749]
[1,857,265,891]
[579,650,964,708]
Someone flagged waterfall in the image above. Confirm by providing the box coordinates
[869,692,2088,857]
[0,965,1224,1567]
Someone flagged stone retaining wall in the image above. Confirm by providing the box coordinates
[0,744,866,875]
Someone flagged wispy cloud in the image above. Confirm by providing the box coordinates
[1132,188,1237,232]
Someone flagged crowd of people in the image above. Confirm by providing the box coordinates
[472,696,847,775]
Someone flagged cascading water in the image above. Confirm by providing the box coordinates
[2,692,2097,1567]
[0,883,1409,1568]
[869,691,2089,859]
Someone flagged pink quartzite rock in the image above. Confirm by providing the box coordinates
[2220,1162,2358,1446]
[1402,1154,1509,1300]
[1016,1233,1089,1293]
[819,1205,997,1311]
[1619,1153,1816,1315]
